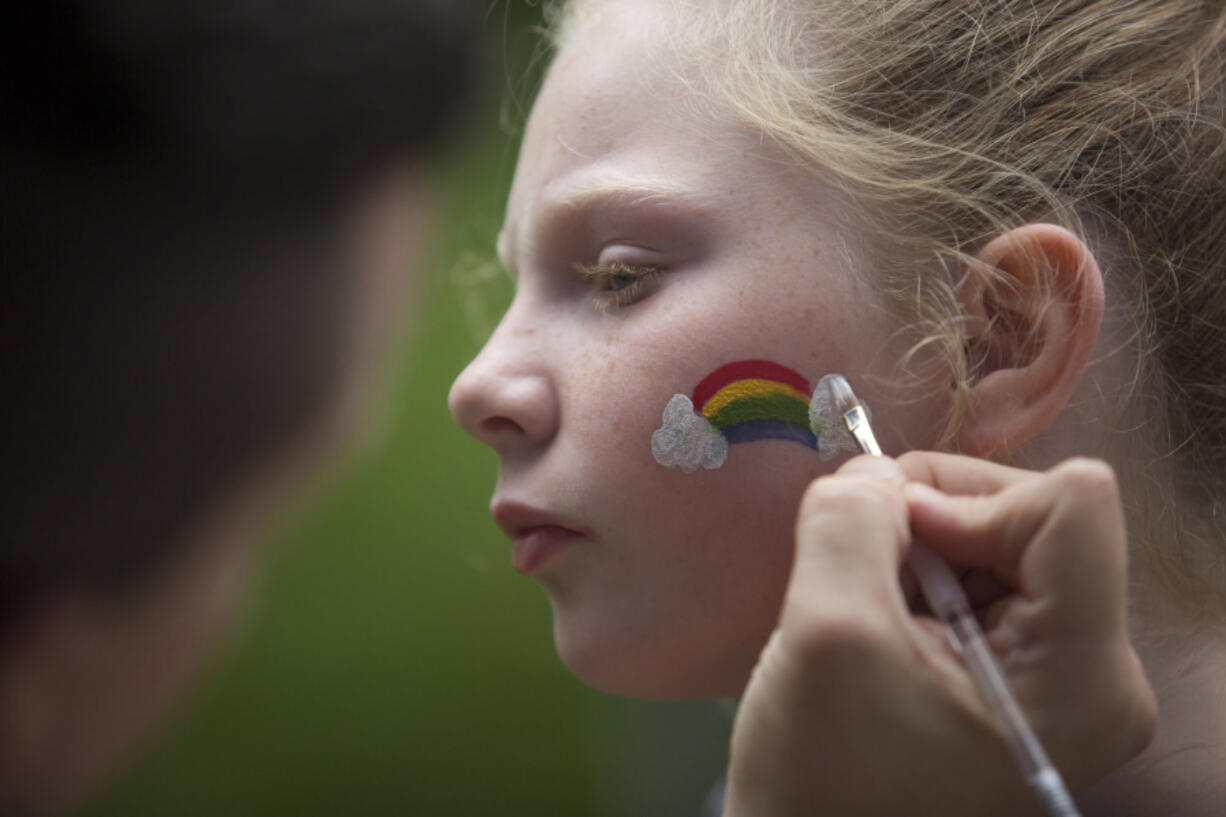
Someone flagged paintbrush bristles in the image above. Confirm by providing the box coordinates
[823,374,883,456]
[825,373,861,416]
[810,373,879,458]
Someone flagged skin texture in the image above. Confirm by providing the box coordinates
[448,0,945,698]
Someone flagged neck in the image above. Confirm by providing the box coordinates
[1080,576,1226,816]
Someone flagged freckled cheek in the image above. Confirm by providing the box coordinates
[558,282,853,476]
[682,283,844,364]
[561,331,825,600]
[568,389,658,470]
[568,352,821,522]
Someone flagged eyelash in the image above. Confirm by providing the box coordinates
[574,261,663,310]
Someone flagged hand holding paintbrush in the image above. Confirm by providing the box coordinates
[724,390,1155,817]
[825,374,1079,816]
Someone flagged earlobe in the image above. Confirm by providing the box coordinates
[957,224,1105,458]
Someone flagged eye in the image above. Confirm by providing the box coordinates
[575,261,662,310]
[606,269,639,292]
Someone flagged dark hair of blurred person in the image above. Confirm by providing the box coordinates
[0,2,475,813]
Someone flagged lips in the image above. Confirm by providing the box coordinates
[491,500,590,574]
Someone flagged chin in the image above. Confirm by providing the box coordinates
[551,614,757,701]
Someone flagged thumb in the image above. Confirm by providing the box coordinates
[785,455,912,635]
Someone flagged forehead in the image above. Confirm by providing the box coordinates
[502,3,730,249]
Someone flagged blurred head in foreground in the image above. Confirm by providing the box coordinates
[0,2,473,812]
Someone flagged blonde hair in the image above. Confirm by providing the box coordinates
[548,0,1226,611]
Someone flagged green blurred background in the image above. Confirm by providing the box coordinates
[82,4,729,815]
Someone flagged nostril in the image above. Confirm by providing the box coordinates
[479,416,523,436]
[449,369,558,448]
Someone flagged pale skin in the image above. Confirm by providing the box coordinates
[453,0,1225,813]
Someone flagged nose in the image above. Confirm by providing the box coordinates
[448,319,560,452]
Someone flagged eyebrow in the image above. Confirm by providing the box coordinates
[499,178,713,278]
[551,178,705,211]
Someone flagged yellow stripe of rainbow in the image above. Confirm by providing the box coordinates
[700,378,811,417]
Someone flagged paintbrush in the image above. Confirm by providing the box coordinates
[819,374,1082,817]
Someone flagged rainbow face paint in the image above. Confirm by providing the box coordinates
[651,360,862,472]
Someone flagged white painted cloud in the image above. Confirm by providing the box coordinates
[809,374,868,460]
[651,394,728,473]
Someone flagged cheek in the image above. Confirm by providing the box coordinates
[576,363,823,642]
[552,299,867,692]
[637,446,821,578]
[571,309,844,575]
[593,445,820,695]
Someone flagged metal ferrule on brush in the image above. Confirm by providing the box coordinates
[843,406,883,457]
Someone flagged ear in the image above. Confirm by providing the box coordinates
[957,223,1105,458]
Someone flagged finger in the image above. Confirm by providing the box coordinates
[787,455,911,631]
[903,482,1033,574]
[897,451,1040,496]
[905,459,1128,639]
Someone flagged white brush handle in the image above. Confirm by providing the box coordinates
[907,543,1082,817]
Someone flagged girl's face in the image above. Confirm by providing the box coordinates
[450,1,939,698]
